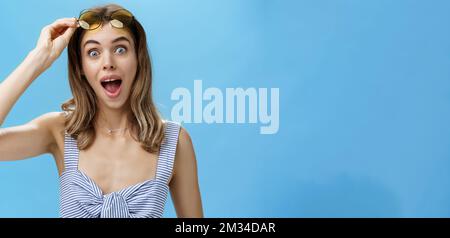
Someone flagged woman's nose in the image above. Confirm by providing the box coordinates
[102,54,116,70]
[103,64,116,70]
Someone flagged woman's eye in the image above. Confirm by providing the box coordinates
[88,50,99,57]
[115,47,127,54]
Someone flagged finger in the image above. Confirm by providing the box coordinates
[50,24,79,42]
[60,26,77,46]
[48,18,78,33]
[51,18,78,27]
[36,18,78,50]
[52,26,78,55]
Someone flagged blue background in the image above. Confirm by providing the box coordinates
[0,0,449,217]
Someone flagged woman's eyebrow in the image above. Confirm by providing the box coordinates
[111,36,131,44]
[83,36,131,48]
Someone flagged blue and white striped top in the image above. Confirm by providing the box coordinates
[59,121,180,218]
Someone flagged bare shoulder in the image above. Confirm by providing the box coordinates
[178,126,193,149]
[169,125,203,217]
[35,111,66,152]
[172,126,197,175]
[176,126,196,160]
[37,111,66,123]
[36,111,66,135]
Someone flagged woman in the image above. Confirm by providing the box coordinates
[0,4,203,218]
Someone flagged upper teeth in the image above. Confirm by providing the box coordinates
[103,79,119,82]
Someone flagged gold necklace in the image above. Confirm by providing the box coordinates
[105,127,128,135]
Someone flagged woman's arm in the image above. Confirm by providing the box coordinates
[0,112,65,161]
[0,18,77,127]
[0,18,77,161]
[169,127,204,218]
[0,49,48,127]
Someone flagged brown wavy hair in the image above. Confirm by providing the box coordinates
[61,4,165,153]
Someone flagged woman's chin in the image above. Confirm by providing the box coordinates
[98,95,129,110]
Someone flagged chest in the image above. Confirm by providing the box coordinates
[77,137,160,195]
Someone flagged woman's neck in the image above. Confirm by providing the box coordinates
[94,106,132,136]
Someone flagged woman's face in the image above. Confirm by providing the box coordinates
[80,22,137,110]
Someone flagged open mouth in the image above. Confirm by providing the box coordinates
[100,78,122,98]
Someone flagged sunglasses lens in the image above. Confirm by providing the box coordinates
[78,11,101,30]
[110,9,133,28]
[110,19,124,28]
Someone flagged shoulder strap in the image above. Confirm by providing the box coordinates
[156,121,181,184]
[63,131,79,171]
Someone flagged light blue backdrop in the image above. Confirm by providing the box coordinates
[0,0,449,217]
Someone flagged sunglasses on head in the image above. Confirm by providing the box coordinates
[77,9,134,30]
